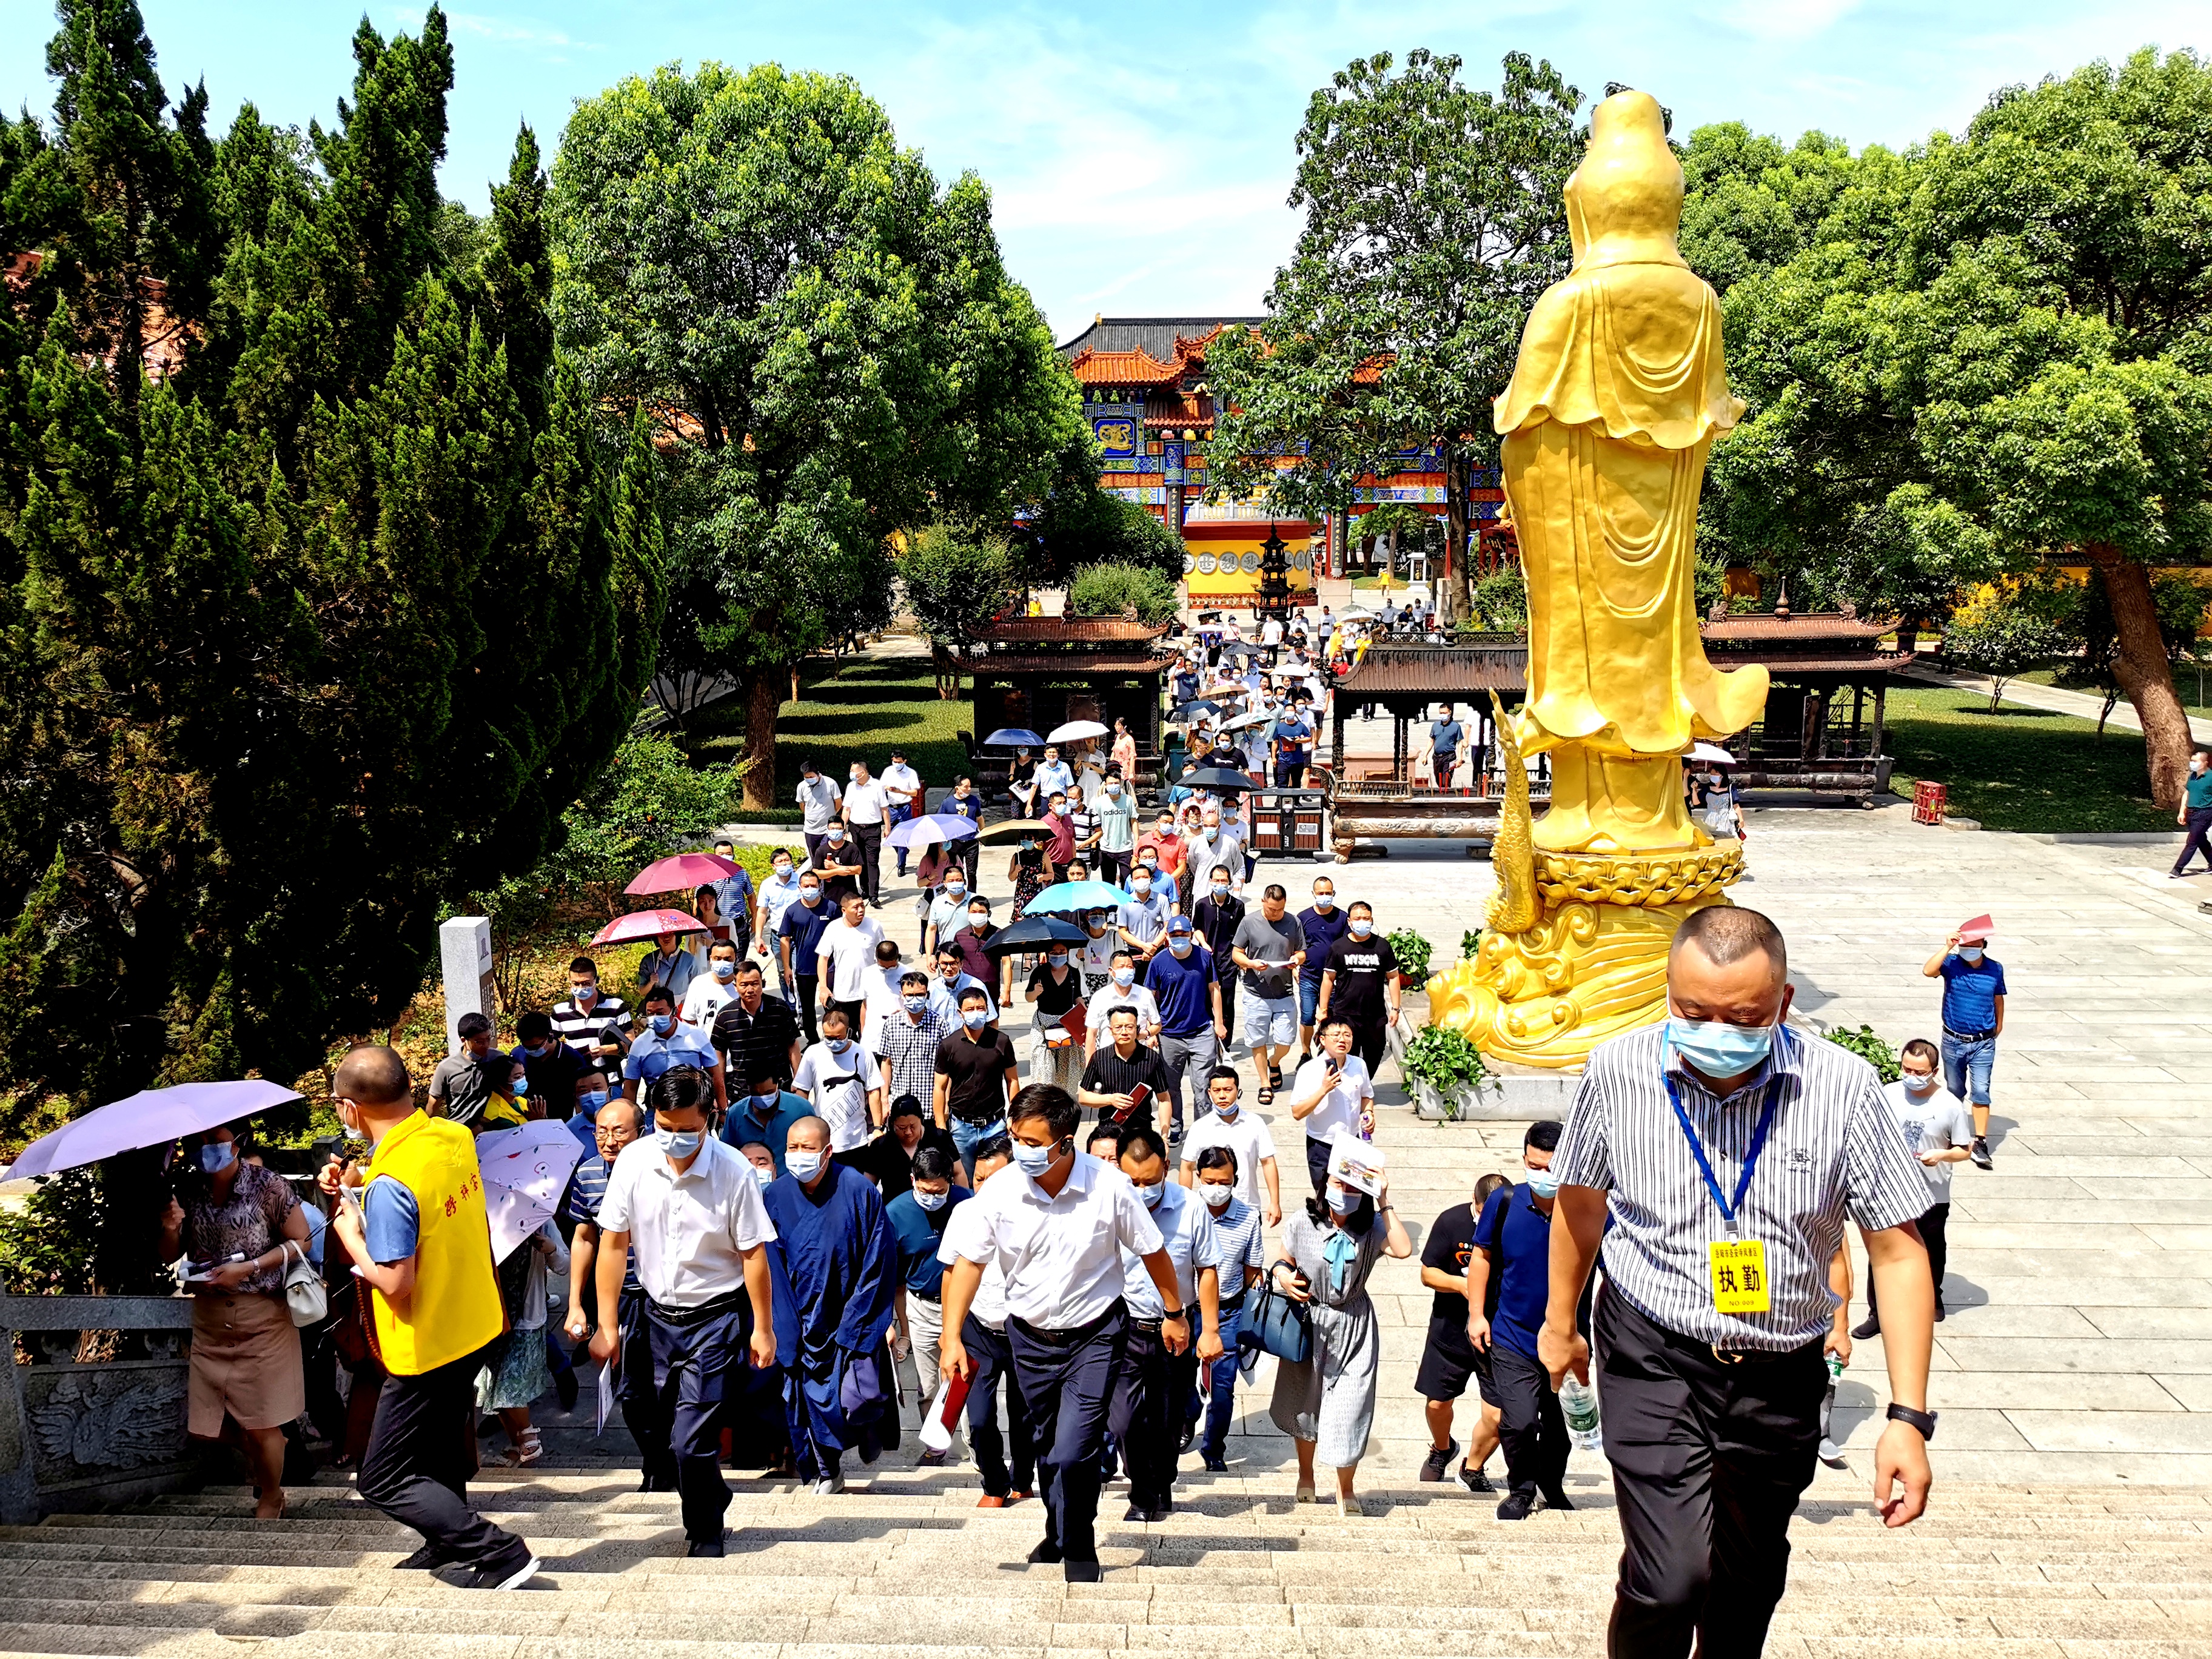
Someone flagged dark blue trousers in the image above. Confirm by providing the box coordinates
[1108,1319,1175,1510]
[962,1313,1035,1498]
[1010,1306,1128,1562]
[644,1301,749,1543]
[616,1289,676,1489]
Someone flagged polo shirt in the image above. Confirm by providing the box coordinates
[928,973,999,1025]
[951,923,997,987]
[846,1122,961,1200]
[777,897,834,976]
[948,1152,1164,1330]
[872,1006,951,1113]
[1296,905,1351,988]
[1179,1108,1276,1212]
[880,762,922,808]
[936,1027,1019,1124]
[711,867,756,944]
[597,1134,779,1310]
[926,893,974,947]
[936,1191,1011,1328]
[885,1186,970,1297]
[1119,1182,1218,1316]
[717,1089,811,1176]
[1938,953,2006,1036]
[622,1024,719,1091]
[427,1051,496,1126]
[1473,1182,1555,1361]
[843,777,891,826]
[1206,1194,1267,1299]
[1191,895,1245,980]
[1145,942,1217,1036]
[1117,891,1173,948]
[1293,1051,1372,1143]
[709,993,803,1091]
[1085,982,1160,1041]
[1046,811,1076,864]
[758,868,806,936]
[1271,715,1314,759]
[560,1150,640,1291]
[549,991,628,1067]
[1081,1042,1175,1115]
[791,1038,881,1151]
[1430,718,1464,756]
[796,775,842,833]
[2189,769,2212,811]
[1033,760,1073,800]
[634,948,697,1004]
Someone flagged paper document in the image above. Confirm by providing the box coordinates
[596,1357,615,1436]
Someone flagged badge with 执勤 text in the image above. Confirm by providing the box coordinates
[1708,1238,1771,1315]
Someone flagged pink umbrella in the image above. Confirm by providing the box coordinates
[625,851,740,896]
[592,908,708,947]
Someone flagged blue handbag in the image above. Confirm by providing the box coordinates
[1241,1273,1312,1366]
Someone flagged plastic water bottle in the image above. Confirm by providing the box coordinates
[1560,1373,1603,1453]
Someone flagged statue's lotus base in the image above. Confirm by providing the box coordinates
[1427,848,1741,1070]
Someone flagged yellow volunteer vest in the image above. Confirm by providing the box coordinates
[363,1111,504,1375]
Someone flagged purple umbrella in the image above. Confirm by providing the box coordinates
[6,1079,304,1181]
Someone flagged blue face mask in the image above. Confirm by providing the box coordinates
[1958,947,1985,963]
[786,1148,825,1180]
[650,1014,674,1036]
[712,959,736,982]
[1011,1138,1062,1177]
[1113,968,1135,988]
[750,1090,781,1113]
[580,1090,609,1113]
[1667,1017,1776,1082]
[1526,1166,1560,1199]
[903,994,928,1013]
[199,1142,236,1174]
[655,1128,703,1159]
[962,1008,989,1030]
[914,1187,950,1212]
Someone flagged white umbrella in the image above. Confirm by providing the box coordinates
[1689,742,1739,767]
[1220,706,1275,731]
[472,1120,585,1261]
[1047,719,1109,743]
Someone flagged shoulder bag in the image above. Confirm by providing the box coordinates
[1241,1268,1312,1366]
[281,1238,327,1328]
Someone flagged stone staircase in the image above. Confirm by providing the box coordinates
[1,1460,2207,1658]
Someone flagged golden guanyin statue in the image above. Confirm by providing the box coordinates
[1427,89,1768,1068]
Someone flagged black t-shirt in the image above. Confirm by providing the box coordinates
[843,1123,962,1198]
[935,1028,1019,1123]
[1326,935,1401,1027]
[1422,1201,1484,1325]
[1026,963,1082,1017]
[516,1042,580,1109]
[1080,1044,1175,1115]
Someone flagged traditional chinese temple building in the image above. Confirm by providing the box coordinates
[1056,316,1507,603]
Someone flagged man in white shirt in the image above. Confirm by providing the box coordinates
[1857,1036,1974,1337]
[881,748,924,877]
[1085,950,1161,1057]
[754,849,808,1000]
[591,1066,778,1557]
[680,939,742,1028]
[795,759,843,866]
[1259,614,1284,648]
[842,762,893,908]
[1032,744,1074,808]
[935,1136,1034,1504]
[1287,1016,1374,1197]
[856,937,909,1047]
[817,892,886,1031]
[1178,1067,1282,1225]
[1076,913,1119,995]
[792,1008,885,1152]
[1110,1126,1223,1521]
[939,1084,1188,1582]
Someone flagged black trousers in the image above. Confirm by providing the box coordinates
[1596,1286,1826,1659]
[357,1346,526,1569]
[1010,1305,1128,1562]
[1492,1340,1569,1500]
[962,1314,1035,1497]
[1304,1134,1332,1198]
[643,1301,751,1543]
[1349,1020,1387,1079]
[850,822,884,902]
[615,1289,676,1489]
[1867,1202,1949,1317]
[2173,807,2212,876]
[1098,850,1131,886]
[1107,1319,1175,1510]
[795,974,821,1046]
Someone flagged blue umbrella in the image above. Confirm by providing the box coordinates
[1022,879,1131,914]
[888,812,980,851]
[982,727,1045,749]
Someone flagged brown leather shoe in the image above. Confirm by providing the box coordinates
[976,1494,1008,1509]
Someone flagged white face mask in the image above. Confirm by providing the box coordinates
[1200,1182,1234,1208]
[1902,1070,1937,1093]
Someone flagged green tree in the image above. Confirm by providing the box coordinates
[897,523,1025,697]
[1205,50,1582,623]
[1943,592,2073,712]
[1692,50,2212,806]
[1067,561,1179,625]
[0,0,662,1250]
[550,62,1083,806]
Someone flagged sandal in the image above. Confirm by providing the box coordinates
[504,1427,543,1467]
[1256,1088,1274,1106]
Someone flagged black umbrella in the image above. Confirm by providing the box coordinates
[982,914,1090,956]
[1181,766,1256,793]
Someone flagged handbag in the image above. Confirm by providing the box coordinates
[1241,1272,1312,1366]
[281,1239,327,1329]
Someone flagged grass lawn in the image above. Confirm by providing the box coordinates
[685,655,974,801]
[1882,686,2174,834]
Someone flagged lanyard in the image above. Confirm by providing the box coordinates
[1662,1050,1785,1238]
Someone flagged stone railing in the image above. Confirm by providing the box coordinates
[0,1295,198,1524]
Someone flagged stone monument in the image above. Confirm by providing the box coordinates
[1427,89,1767,1068]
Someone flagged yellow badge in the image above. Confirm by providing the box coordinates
[1708,1238,1771,1315]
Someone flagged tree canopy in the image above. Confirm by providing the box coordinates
[1205,50,1582,622]
[1688,48,2212,803]
[549,62,1084,805]
[0,1,662,1164]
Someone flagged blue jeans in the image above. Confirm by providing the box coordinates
[1940,1033,1996,1107]
[1190,1298,1245,1458]
[951,1115,1007,1184]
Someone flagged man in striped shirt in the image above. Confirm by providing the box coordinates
[551,957,629,1073]
[1544,905,1937,1659]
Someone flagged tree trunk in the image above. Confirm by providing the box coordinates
[740,671,783,811]
[1442,454,1471,627]
[2085,544,2193,808]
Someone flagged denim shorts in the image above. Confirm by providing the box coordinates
[1298,978,1322,1028]
[1239,990,1298,1049]
[1941,1032,1996,1106]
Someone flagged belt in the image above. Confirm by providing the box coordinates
[1130,1317,1163,1335]
[646,1287,750,1327]
[1217,1293,1245,1314]
[913,1289,941,1304]
[1010,1299,1126,1349]
[1944,1027,1997,1042]
[1706,1336,1825,1366]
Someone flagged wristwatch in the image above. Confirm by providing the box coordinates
[1885,1403,1938,1441]
[1161,1307,1187,1321]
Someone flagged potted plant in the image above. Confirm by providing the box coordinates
[1401,1025,1489,1122]
[1387,927,1433,988]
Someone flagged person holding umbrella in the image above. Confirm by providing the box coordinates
[635,928,700,1005]
[162,1119,311,1520]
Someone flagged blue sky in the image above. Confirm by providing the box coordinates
[2,1,2201,342]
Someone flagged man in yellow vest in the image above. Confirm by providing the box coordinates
[323,1046,539,1590]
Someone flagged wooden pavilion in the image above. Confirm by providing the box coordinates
[965,616,1171,786]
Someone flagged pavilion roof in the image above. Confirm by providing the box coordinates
[1701,605,1895,644]
[975,617,1169,645]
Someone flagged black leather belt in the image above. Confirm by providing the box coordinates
[646,1288,749,1327]
[1010,1300,1125,1348]
[1944,1027,1996,1042]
